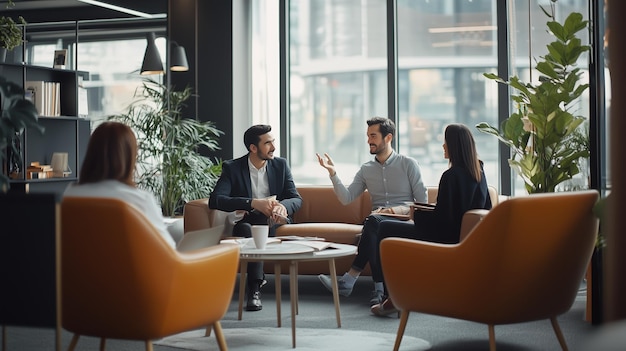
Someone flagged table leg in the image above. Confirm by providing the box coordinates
[329,258,342,328]
[295,261,299,315]
[238,259,247,321]
[275,262,282,327]
[290,260,298,348]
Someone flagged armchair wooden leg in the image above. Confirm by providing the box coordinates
[488,325,496,351]
[213,321,228,351]
[99,338,106,351]
[205,324,212,337]
[550,317,569,351]
[67,334,80,351]
[393,310,410,351]
[145,341,153,351]
[2,325,6,351]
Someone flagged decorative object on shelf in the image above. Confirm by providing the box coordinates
[108,78,223,216]
[53,49,67,69]
[476,4,590,194]
[140,32,164,75]
[6,132,21,178]
[0,0,26,63]
[0,75,44,191]
[26,161,53,179]
[50,152,71,177]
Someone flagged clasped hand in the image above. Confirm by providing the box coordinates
[251,197,287,220]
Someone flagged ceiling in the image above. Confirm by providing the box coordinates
[0,0,168,22]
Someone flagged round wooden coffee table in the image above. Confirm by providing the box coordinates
[233,241,357,348]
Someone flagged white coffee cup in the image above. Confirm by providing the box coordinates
[251,225,269,249]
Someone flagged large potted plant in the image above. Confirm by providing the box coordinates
[1,75,44,192]
[0,0,26,62]
[108,78,223,217]
[476,7,590,194]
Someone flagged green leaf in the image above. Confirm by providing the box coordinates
[107,77,224,216]
[478,10,589,194]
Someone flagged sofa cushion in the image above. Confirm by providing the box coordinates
[292,186,371,224]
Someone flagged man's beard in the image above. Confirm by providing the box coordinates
[257,150,274,160]
[369,143,383,155]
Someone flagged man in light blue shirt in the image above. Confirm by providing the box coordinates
[316,117,427,306]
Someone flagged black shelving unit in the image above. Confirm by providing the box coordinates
[0,62,91,194]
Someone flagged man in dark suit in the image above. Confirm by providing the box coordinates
[209,124,302,311]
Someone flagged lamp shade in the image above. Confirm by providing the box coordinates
[140,32,164,75]
[170,44,189,72]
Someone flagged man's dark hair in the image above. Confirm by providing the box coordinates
[244,124,272,151]
[367,117,395,138]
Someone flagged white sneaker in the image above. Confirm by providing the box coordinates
[318,274,353,297]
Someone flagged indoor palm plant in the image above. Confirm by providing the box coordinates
[476,6,590,194]
[0,75,44,191]
[108,78,223,216]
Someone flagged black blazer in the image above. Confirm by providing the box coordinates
[413,163,492,244]
[208,155,302,216]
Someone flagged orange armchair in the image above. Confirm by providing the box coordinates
[381,190,599,351]
[61,197,240,351]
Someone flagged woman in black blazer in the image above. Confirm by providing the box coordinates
[371,123,492,316]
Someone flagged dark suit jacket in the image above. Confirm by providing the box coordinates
[208,155,302,217]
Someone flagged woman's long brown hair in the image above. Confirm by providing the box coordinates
[445,123,482,182]
[78,121,137,186]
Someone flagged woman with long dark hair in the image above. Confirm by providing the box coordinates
[63,121,176,248]
[371,123,492,316]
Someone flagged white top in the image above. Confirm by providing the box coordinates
[63,180,176,249]
[248,156,270,198]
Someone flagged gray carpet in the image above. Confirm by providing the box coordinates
[2,275,601,350]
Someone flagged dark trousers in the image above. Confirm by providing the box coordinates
[352,214,407,283]
[374,219,421,294]
[232,212,277,287]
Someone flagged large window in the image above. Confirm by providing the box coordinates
[288,0,497,187]
[288,0,388,185]
[24,20,167,129]
[395,0,498,187]
[508,0,591,194]
[283,0,593,195]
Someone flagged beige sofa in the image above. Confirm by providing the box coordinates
[183,186,500,275]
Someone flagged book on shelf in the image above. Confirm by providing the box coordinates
[26,162,53,179]
[24,80,61,117]
[25,81,45,116]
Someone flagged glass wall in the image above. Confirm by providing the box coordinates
[287,0,498,187]
[285,0,592,194]
[289,0,389,185]
[508,0,591,194]
[395,0,498,187]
